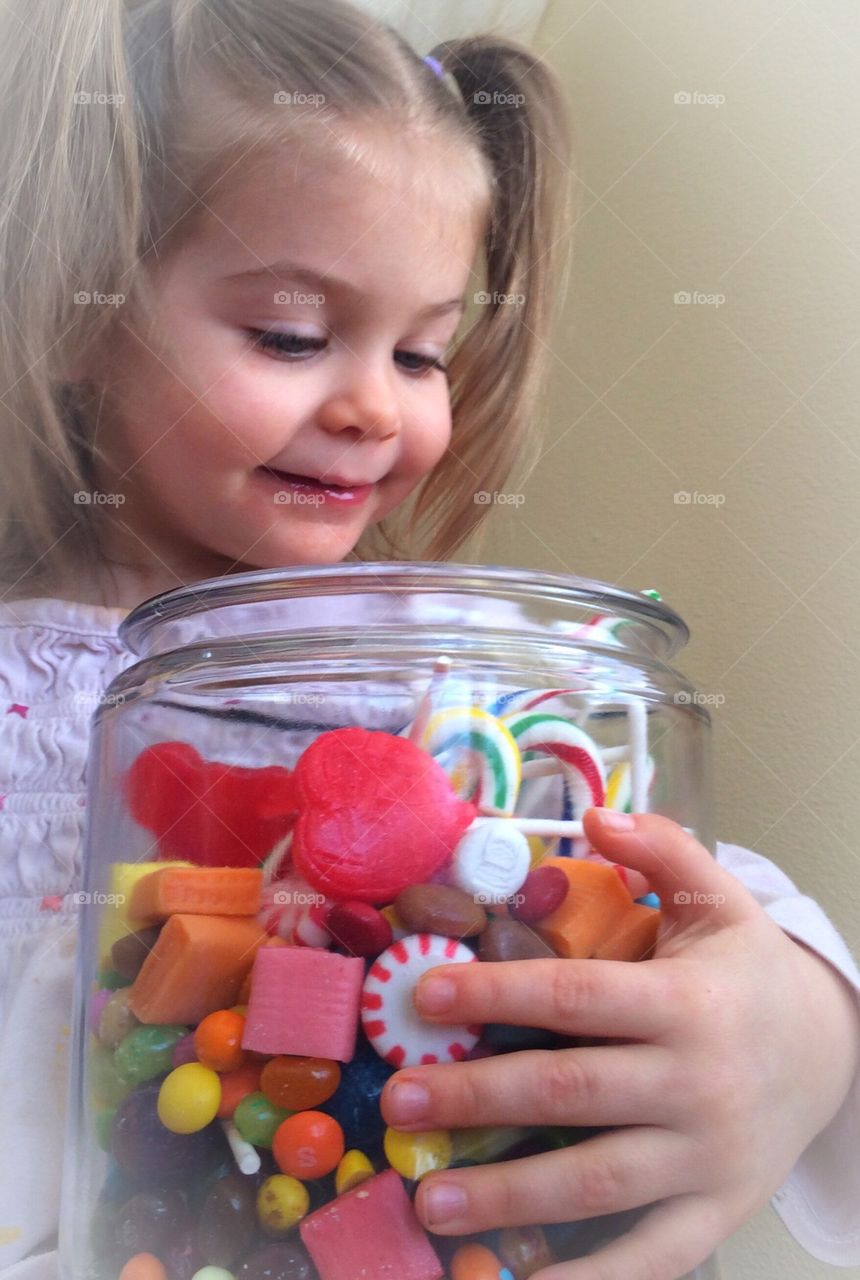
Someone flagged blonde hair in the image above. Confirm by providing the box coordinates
[0,0,574,602]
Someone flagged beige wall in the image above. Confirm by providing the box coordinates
[480,2,860,1275]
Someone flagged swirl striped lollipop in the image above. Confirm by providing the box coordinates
[419,706,521,817]
[502,711,606,817]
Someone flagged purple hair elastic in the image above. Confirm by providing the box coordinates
[423,55,445,78]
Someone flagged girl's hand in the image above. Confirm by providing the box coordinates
[380,808,860,1280]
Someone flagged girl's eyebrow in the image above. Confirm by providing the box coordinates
[222,260,466,318]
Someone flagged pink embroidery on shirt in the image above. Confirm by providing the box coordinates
[7,703,29,718]
[40,895,64,912]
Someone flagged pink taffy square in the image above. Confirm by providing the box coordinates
[300,1168,443,1280]
[242,945,364,1062]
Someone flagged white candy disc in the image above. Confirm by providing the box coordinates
[451,817,531,904]
[361,934,481,1068]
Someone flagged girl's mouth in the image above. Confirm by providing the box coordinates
[256,467,374,506]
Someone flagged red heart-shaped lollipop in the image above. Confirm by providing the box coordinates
[124,741,297,867]
[291,727,476,903]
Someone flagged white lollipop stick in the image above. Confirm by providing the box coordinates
[221,1119,261,1175]
[508,816,693,839]
[407,655,453,744]
[628,697,649,814]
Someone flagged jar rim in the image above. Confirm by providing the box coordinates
[119,562,690,659]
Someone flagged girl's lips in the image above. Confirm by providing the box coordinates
[257,467,374,506]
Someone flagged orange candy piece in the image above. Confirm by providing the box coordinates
[451,1242,508,1280]
[118,1255,167,1280]
[194,1009,246,1072]
[593,901,660,962]
[260,1055,340,1111]
[129,865,263,924]
[217,1061,263,1119]
[273,1110,344,1179]
[534,856,660,960]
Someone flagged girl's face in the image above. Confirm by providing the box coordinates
[93,135,486,596]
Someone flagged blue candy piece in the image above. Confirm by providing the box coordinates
[319,1033,395,1154]
[635,892,661,908]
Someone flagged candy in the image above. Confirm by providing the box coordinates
[191,1269,235,1280]
[260,1056,340,1111]
[478,919,556,962]
[115,1188,186,1260]
[112,1083,224,1184]
[318,1035,394,1153]
[299,1168,443,1280]
[129,914,267,1026]
[233,1092,290,1148]
[172,1032,199,1068]
[502,711,606,815]
[324,900,392,956]
[98,860,193,958]
[115,1024,189,1085]
[361,934,481,1068]
[508,865,569,923]
[419,707,521,816]
[196,1173,257,1265]
[451,1242,514,1280]
[498,1226,556,1278]
[90,1042,134,1109]
[243,946,364,1062]
[119,1256,168,1280]
[89,987,113,1034]
[334,1149,374,1194]
[217,1063,263,1119]
[234,1241,315,1279]
[592,901,660,962]
[291,727,476,903]
[533,857,636,959]
[111,927,162,981]
[194,1010,246,1073]
[257,1174,310,1236]
[394,883,487,938]
[98,988,140,1048]
[451,818,531,904]
[95,1106,116,1152]
[124,742,297,868]
[272,1111,345,1179]
[258,874,332,948]
[158,1063,222,1134]
[383,1126,452,1179]
[130,867,263,925]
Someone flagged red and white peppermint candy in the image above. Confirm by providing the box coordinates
[361,933,481,1068]
[259,873,332,948]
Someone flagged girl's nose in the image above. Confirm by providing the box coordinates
[318,370,400,442]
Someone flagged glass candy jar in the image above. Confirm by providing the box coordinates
[60,563,718,1280]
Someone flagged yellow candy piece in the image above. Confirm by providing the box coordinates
[335,1149,374,1195]
[383,1126,452,1180]
[157,1062,221,1134]
[527,835,548,868]
[97,860,193,957]
[256,1174,309,1236]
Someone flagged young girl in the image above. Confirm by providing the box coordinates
[0,1,858,1278]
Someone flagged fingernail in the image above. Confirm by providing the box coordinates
[387,1079,431,1122]
[415,975,455,1014]
[597,810,637,831]
[423,1181,468,1225]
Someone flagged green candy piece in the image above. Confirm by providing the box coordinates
[94,1107,116,1153]
[89,1042,135,1108]
[233,1091,290,1148]
[114,1024,188,1085]
[96,968,132,991]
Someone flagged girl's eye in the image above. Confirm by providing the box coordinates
[249,330,448,376]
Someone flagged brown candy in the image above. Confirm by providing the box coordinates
[478,918,556,962]
[111,926,162,981]
[499,1225,557,1278]
[98,987,139,1049]
[394,883,487,938]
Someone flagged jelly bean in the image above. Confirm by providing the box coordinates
[394,883,487,938]
[95,1106,116,1153]
[115,1188,186,1259]
[508,866,569,924]
[99,987,140,1049]
[292,727,476,902]
[160,1222,207,1280]
[172,1032,199,1068]
[89,987,113,1034]
[259,1056,340,1111]
[324,900,393,956]
[98,967,132,990]
[119,1255,167,1280]
[90,1041,134,1108]
[233,1092,290,1148]
[234,1241,315,1280]
[272,1111,344,1179]
[478,919,556,962]
[115,1025,189,1085]
[197,1173,257,1266]
[194,1010,246,1073]
[113,1083,224,1184]
[383,1126,452,1179]
[112,927,162,981]
[318,1036,394,1154]
[217,1062,263,1120]
[256,1174,310,1236]
[192,1269,235,1280]
[334,1148,374,1194]
[451,1242,514,1280]
[158,1063,222,1134]
[498,1225,557,1278]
